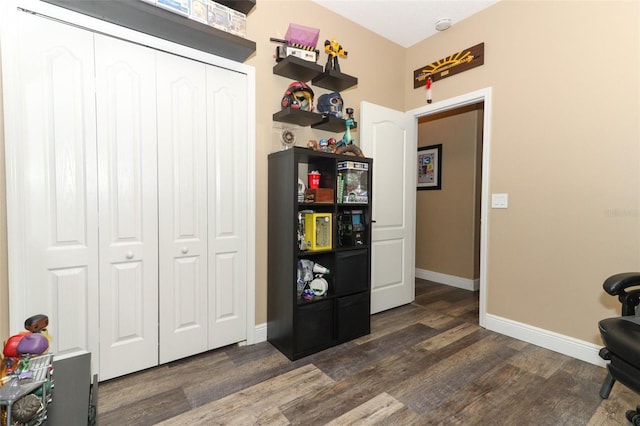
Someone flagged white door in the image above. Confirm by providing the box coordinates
[8,12,99,359]
[359,101,416,314]
[157,51,209,363]
[206,65,248,348]
[95,34,160,380]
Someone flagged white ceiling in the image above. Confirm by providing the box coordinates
[311,0,499,48]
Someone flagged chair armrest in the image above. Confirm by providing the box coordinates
[603,272,640,316]
[603,272,640,296]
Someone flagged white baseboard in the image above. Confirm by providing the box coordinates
[415,268,479,291]
[485,314,606,367]
[254,322,267,343]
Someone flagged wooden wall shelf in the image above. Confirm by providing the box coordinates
[312,70,358,92]
[216,0,255,14]
[273,56,323,82]
[42,0,256,63]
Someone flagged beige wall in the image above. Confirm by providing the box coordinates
[407,0,640,344]
[416,105,482,280]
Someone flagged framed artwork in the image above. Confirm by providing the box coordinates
[417,144,442,190]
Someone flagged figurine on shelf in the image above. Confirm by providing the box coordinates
[324,38,347,73]
[335,108,364,157]
[281,81,315,112]
[317,92,344,118]
[307,139,319,150]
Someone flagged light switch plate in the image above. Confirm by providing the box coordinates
[491,193,508,208]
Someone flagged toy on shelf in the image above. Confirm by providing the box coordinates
[270,23,320,63]
[281,81,315,111]
[324,38,347,73]
[317,92,344,118]
[335,108,363,157]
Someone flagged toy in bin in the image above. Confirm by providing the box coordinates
[2,314,52,392]
[297,259,330,300]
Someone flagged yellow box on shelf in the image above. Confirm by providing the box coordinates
[303,213,332,251]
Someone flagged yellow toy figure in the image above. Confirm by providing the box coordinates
[324,38,347,73]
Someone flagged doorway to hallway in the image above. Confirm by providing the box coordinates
[407,87,492,328]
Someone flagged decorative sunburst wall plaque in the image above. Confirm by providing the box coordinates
[414,43,484,89]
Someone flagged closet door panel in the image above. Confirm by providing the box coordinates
[95,34,159,380]
[157,51,209,363]
[206,65,248,347]
[11,12,98,359]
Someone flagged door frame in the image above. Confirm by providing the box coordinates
[1,1,257,345]
[406,87,492,327]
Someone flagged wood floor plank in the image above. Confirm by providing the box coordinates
[588,384,639,425]
[390,332,519,414]
[424,363,545,424]
[98,350,234,414]
[182,350,299,408]
[507,343,570,379]
[156,364,334,426]
[324,392,411,425]
[312,323,442,380]
[417,321,480,351]
[98,387,191,425]
[357,304,441,344]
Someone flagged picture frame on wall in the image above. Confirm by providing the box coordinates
[417,144,442,190]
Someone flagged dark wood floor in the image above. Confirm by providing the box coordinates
[97,280,637,425]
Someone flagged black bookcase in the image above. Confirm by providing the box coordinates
[267,147,372,360]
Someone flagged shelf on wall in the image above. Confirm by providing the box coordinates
[273,108,324,126]
[41,0,256,63]
[311,115,357,132]
[312,70,358,92]
[273,56,323,82]
[273,57,358,93]
[274,108,356,133]
[216,0,255,14]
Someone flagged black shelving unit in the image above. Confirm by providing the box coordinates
[42,0,256,63]
[267,147,372,360]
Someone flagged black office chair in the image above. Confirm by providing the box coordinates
[598,272,640,424]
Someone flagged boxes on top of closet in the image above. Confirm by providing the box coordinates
[0,3,255,381]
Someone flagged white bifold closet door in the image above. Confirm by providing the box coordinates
[94,34,160,379]
[10,11,100,362]
[8,10,248,381]
[205,65,248,349]
[156,52,209,363]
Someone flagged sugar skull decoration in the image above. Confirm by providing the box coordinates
[281,81,315,111]
[317,92,344,118]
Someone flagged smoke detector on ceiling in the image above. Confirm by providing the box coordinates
[435,18,452,31]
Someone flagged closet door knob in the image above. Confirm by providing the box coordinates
[125,251,134,259]
[181,247,189,254]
